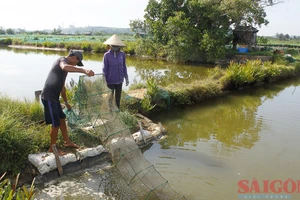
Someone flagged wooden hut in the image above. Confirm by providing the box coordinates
[233,26,259,51]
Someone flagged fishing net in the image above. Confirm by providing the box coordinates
[66,74,186,200]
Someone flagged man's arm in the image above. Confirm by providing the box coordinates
[61,85,71,110]
[61,85,68,103]
[60,62,94,76]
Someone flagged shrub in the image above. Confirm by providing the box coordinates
[81,43,92,51]
[119,111,138,133]
[0,38,12,45]
[285,48,299,56]
[207,66,225,80]
[12,39,23,45]
[221,60,265,89]
[91,43,106,53]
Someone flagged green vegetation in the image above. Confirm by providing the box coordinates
[0,97,48,174]
[1,51,300,185]
[0,93,139,176]
[257,35,300,49]
[2,0,300,182]
[119,111,139,133]
[129,0,282,63]
[1,1,296,64]
[0,172,35,200]
[0,34,136,54]
[0,96,99,175]
[123,57,300,112]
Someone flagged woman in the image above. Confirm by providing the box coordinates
[102,34,129,109]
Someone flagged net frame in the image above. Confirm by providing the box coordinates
[67,74,187,200]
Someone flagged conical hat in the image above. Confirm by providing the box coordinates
[103,34,126,47]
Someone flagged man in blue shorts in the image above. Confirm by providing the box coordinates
[41,50,94,155]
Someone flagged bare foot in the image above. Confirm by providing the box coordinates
[64,141,80,149]
[48,148,67,156]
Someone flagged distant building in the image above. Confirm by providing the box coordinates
[233,26,259,50]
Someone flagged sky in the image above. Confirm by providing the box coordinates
[0,0,299,36]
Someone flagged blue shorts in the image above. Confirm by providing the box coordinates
[42,99,66,127]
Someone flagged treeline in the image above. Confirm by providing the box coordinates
[0,26,132,36]
[274,33,300,40]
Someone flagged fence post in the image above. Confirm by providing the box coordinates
[35,90,42,102]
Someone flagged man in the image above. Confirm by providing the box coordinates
[41,50,94,155]
[102,34,129,109]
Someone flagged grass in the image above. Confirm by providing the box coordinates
[0,97,49,175]
[124,57,300,111]
[2,34,137,55]
[0,96,102,175]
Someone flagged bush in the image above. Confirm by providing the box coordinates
[123,41,137,55]
[81,43,92,51]
[91,43,106,53]
[221,60,265,89]
[42,41,57,48]
[285,48,299,56]
[0,38,12,45]
[119,111,138,133]
[12,39,24,45]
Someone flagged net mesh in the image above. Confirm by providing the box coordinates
[66,74,186,200]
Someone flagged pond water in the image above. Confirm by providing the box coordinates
[2,47,300,199]
[0,47,209,101]
[33,78,300,200]
[147,78,300,199]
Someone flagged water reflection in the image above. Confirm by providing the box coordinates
[129,59,210,86]
[144,79,300,200]
[151,79,300,151]
[0,47,209,100]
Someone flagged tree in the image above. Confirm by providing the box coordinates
[129,19,147,34]
[17,28,26,34]
[51,28,62,35]
[6,28,15,35]
[284,34,290,40]
[0,27,5,35]
[140,0,283,62]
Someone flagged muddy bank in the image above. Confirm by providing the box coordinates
[19,114,166,186]
[8,45,67,51]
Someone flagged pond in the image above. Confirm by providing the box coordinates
[2,47,300,199]
[0,47,209,101]
[147,78,300,199]
[34,78,300,200]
